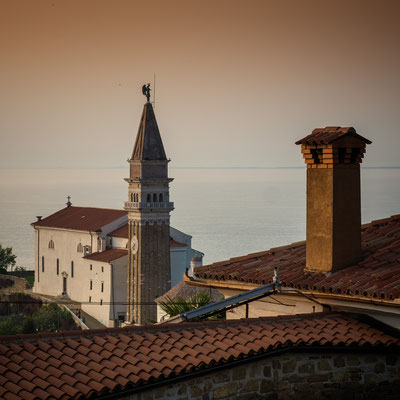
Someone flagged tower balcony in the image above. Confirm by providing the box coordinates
[124,201,174,211]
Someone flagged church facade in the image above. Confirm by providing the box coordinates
[32,99,202,327]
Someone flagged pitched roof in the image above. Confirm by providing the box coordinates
[31,206,127,232]
[108,224,128,238]
[155,280,222,303]
[131,102,167,161]
[295,126,372,145]
[108,224,187,248]
[84,249,128,262]
[0,312,398,400]
[195,214,400,301]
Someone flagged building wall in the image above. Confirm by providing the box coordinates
[80,256,127,328]
[122,351,400,400]
[219,288,400,329]
[33,227,94,296]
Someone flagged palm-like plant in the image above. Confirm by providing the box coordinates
[159,291,222,320]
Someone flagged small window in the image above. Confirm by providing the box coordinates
[90,280,93,290]
[350,148,360,164]
[71,261,74,278]
[89,296,91,303]
[159,193,163,202]
[77,243,83,253]
[101,282,104,292]
[310,148,323,164]
[90,264,92,271]
[42,256,45,272]
[48,240,54,249]
[153,193,157,202]
[101,266,104,273]
[97,238,102,252]
[100,299,103,306]
[56,259,59,275]
[338,147,346,163]
[130,193,134,202]
[147,194,151,202]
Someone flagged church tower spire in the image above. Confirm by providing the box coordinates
[125,90,173,325]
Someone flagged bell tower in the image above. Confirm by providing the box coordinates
[125,88,173,324]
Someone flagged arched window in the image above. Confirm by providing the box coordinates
[77,243,83,253]
[130,193,134,202]
[159,193,163,202]
[153,193,157,202]
[147,194,151,202]
[48,240,54,249]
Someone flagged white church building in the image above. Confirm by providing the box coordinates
[32,90,203,327]
[32,205,201,327]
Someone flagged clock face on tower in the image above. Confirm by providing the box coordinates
[131,236,138,255]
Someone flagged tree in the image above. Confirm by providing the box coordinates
[0,245,16,274]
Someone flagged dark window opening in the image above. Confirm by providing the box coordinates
[147,194,151,202]
[42,256,45,272]
[130,193,133,202]
[101,266,104,273]
[100,299,103,306]
[310,148,323,164]
[71,261,74,278]
[159,193,163,202]
[153,193,157,202]
[90,280,92,290]
[89,296,91,303]
[350,148,360,164]
[56,259,59,275]
[338,147,347,163]
[90,264,92,271]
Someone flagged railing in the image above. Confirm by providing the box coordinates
[124,201,174,209]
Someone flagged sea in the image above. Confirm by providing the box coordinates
[0,167,399,270]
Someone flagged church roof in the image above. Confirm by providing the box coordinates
[31,206,127,232]
[194,214,400,301]
[131,102,167,161]
[0,312,398,400]
[295,126,372,145]
[107,224,187,247]
[84,249,128,262]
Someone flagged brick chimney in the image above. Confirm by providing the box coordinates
[296,127,371,273]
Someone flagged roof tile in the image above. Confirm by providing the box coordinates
[0,313,399,399]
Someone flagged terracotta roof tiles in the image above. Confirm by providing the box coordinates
[0,312,398,399]
[295,126,372,145]
[195,214,400,301]
[83,249,128,263]
[32,206,127,232]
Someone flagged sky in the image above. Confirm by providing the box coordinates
[1,0,399,169]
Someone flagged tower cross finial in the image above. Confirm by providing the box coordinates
[66,195,72,207]
[141,83,151,102]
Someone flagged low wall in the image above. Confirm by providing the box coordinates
[124,351,400,400]
[0,275,27,293]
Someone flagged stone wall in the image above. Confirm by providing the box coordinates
[0,275,27,293]
[122,351,400,400]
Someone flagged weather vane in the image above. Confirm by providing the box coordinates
[142,83,151,102]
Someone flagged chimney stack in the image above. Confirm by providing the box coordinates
[296,127,371,273]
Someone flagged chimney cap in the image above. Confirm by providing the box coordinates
[36,216,42,221]
[295,126,372,146]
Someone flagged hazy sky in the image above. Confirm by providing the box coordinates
[1,0,399,169]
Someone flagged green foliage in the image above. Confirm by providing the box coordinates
[159,291,223,320]
[0,318,19,335]
[0,302,77,335]
[33,303,74,332]
[0,245,16,274]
